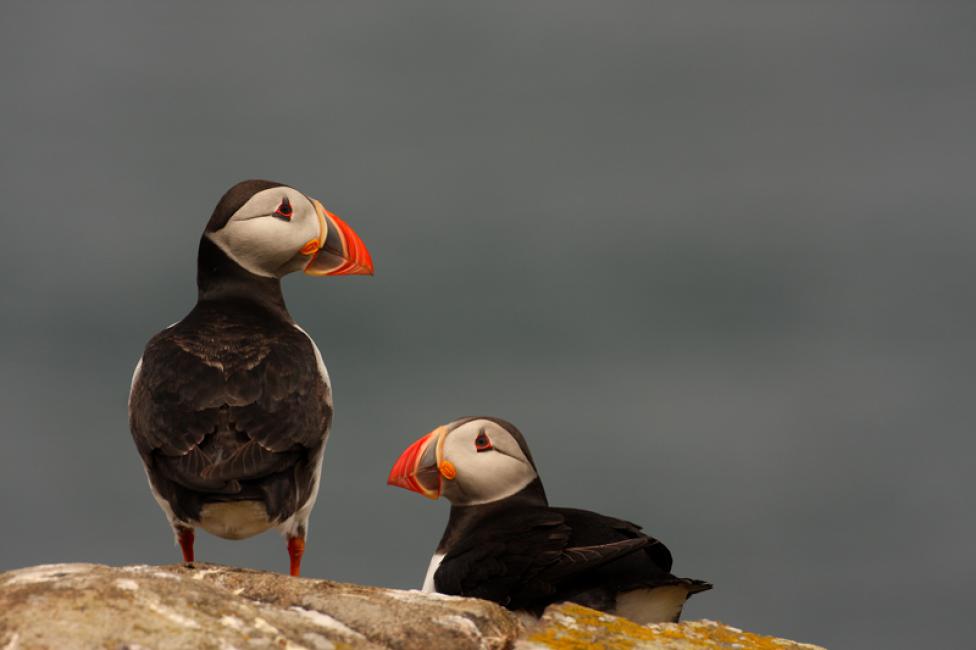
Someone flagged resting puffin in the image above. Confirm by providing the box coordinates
[128,179,372,576]
[388,417,711,623]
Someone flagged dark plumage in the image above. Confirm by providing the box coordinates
[129,179,372,575]
[389,417,711,622]
[129,279,331,525]
[434,489,711,617]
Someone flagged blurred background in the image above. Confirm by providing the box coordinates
[1,2,973,648]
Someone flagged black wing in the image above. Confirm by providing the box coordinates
[436,505,708,614]
[129,302,331,523]
[553,507,674,574]
[434,506,654,610]
[553,507,711,595]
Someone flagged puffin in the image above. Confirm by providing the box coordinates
[128,179,372,576]
[388,416,711,623]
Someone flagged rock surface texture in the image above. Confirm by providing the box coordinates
[0,563,825,650]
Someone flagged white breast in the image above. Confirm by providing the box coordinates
[421,553,445,592]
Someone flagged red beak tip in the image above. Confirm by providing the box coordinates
[388,431,437,495]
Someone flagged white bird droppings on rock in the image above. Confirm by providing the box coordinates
[114,579,139,591]
[550,612,578,629]
[220,615,246,631]
[4,563,94,586]
[192,568,222,580]
[435,615,483,639]
[253,616,280,635]
[384,588,461,603]
[300,632,336,650]
[146,600,200,628]
[289,606,364,639]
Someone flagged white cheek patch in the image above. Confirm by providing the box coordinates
[208,207,319,278]
[441,421,538,505]
[460,454,536,505]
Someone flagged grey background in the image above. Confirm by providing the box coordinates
[1,2,973,648]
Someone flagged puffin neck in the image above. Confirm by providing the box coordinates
[436,478,548,553]
[196,236,290,317]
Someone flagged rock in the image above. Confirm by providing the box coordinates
[520,602,827,650]
[0,563,825,650]
[0,563,518,650]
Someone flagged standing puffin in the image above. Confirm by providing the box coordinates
[128,179,372,576]
[388,417,711,623]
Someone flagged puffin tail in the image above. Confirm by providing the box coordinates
[683,578,713,595]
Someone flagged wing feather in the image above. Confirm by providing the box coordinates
[434,505,685,612]
[128,303,331,523]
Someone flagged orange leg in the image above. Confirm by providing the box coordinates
[287,536,305,577]
[176,526,195,563]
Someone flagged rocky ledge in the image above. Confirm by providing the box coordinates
[0,563,824,649]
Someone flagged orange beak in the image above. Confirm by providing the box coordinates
[388,427,447,499]
[304,199,374,276]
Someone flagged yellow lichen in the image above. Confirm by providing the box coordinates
[526,604,825,650]
[526,603,662,649]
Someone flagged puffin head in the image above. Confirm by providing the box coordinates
[388,417,540,506]
[204,179,373,278]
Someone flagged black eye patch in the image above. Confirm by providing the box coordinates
[474,432,493,452]
[274,197,293,220]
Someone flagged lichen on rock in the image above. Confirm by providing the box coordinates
[518,602,826,650]
[0,563,825,650]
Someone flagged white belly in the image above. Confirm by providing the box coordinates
[613,585,690,624]
[198,501,273,540]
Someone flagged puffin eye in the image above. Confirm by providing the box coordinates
[474,432,493,452]
[274,198,293,220]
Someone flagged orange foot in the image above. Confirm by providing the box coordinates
[176,526,195,563]
[287,536,305,577]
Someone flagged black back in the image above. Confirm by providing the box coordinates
[434,500,710,615]
[129,240,331,524]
